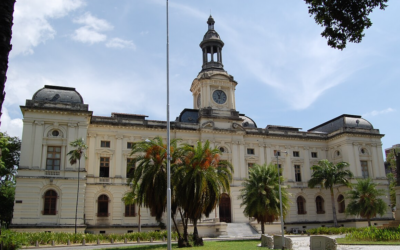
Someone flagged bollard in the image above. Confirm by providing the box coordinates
[163,236,165,242]
[124,238,127,244]
[97,238,100,245]
[150,237,153,243]
[67,239,70,246]
[111,238,114,244]
[52,240,55,246]
[35,241,39,248]
[137,238,140,243]
[82,239,85,246]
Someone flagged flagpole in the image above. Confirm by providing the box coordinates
[166,0,172,249]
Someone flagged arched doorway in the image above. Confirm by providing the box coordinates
[219,193,231,223]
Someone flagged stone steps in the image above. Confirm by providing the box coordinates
[224,223,260,238]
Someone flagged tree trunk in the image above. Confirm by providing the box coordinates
[177,208,190,247]
[193,219,203,246]
[0,0,16,126]
[330,187,338,227]
[171,215,181,239]
[261,221,265,234]
[138,207,141,232]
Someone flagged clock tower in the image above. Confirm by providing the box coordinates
[190,16,240,124]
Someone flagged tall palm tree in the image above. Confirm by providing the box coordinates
[308,159,353,227]
[129,136,183,223]
[67,138,87,234]
[239,163,290,234]
[175,140,233,246]
[345,178,387,227]
[122,183,141,232]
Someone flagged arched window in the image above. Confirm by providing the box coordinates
[297,196,306,214]
[316,196,325,214]
[337,194,345,213]
[98,195,109,217]
[43,190,57,215]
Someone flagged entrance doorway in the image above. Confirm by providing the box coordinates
[219,193,231,223]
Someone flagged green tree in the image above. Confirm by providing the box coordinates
[239,163,289,234]
[0,132,20,228]
[67,138,87,234]
[175,141,233,246]
[129,137,183,223]
[386,148,400,208]
[345,178,387,226]
[308,160,353,227]
[305,0,388,50]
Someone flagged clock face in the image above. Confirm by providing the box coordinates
[212,90,227,104]
[197,94,201,108]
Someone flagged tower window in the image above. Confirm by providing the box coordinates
[247,148,254,155]
[294,165,302,182]
[100,157,110,177]
[46,146,61,170]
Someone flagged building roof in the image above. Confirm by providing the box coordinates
[32,85,84,104]
[308,114,374,133]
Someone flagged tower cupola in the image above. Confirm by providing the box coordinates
[199,15,225,72]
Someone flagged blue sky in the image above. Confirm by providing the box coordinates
[2,0,399,157]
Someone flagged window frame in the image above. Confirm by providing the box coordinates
[46,146,61,170]
[293,151,300,157]
[247,148,255,155]
[316,196,325,214]
[311,152,318,158]
[43,190,57,215]
[100,157,110,177]
[274,150,281,157]
[101,141,110,148]
[127,142,134,149]
[97,195,109,217]
[294,165,302,182]
[360,160,369,178]
[125,204,136,217]
[126,158,135,178]
[337,194,345,213]
[297,196,306,215]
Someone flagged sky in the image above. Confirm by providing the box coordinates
[1,0,399,158]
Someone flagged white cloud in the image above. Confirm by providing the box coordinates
[11,0,84,56]
[106,38,136,49]
[363,108,396,117]
[72,12,113,44]
[0,107,23,139]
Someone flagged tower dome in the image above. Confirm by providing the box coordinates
[199,15,225,72]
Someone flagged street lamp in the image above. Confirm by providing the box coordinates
[276,151,287,250]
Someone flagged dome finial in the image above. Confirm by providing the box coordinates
[207,15,215,30]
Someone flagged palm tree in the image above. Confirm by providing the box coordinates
[175,140,233,246]
[308,159,353,227]
[345,178,387,226]
[129,136,183,223]
[122,183,141,232]
[239,163,289,234]
[67,138,87,234]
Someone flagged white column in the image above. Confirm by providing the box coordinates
[303,146,311,182]
[353,143,361,177]
[87,133,97,177]
[265,145,272,166]
[115,135,123,178]
[32,121,44,169]
[20,119,34,168]
[232,143,240,181]
[239,142,246,179]
[376,143,386,178]
[259,143,265,165]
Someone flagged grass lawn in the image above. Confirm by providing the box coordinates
[337,238,400,245]
[99,240,263,250]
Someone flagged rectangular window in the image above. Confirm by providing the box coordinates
[247,148,255,155]
[46,146,61,170]
[127,158,135,178]
[101,141,110,148]
[125,204,136,217]
[100,157,110,177]
[295,165,302,182]
[127,142,134,149]
[274,150,281,157]
[311,152,318,158]
[293,151,300,157]
[361,161,369,178]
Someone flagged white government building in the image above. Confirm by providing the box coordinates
[11,16,393,235]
